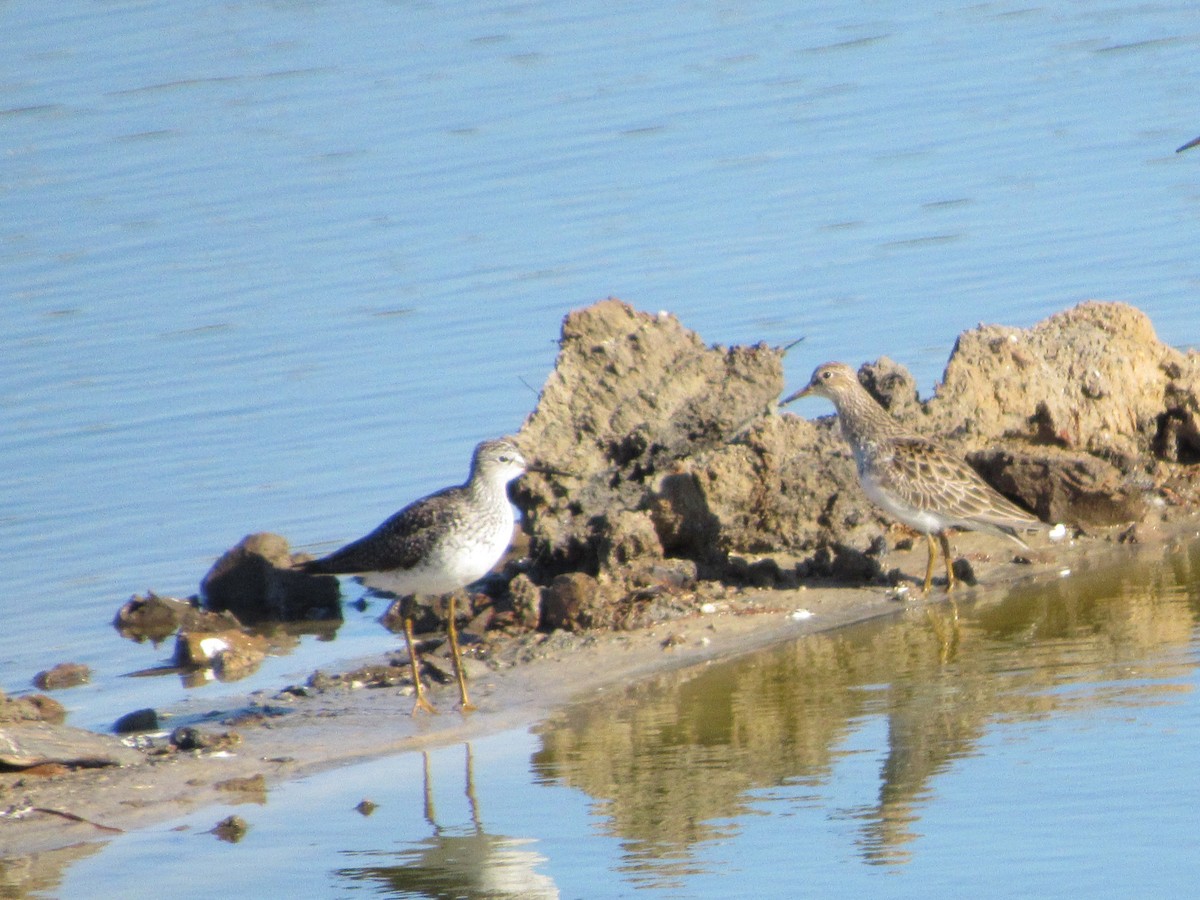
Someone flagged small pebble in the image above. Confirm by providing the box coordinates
[790,609,814,621]
[699,602,718,615]
[1058,567,1072,578]
[1048,523,1068,542]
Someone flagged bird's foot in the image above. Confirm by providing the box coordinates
[410,694,438,716]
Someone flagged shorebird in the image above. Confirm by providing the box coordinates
[299,437,532,713]
[782,362,1044,593]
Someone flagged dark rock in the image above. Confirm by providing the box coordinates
[32,663,90,691]
[202,533,341,623]
[951,557,978,587]
[727,556,788,588]
[969,448,1147,527]
[355,799,378,816]
[170,726,241,752]
[113,708,158,734]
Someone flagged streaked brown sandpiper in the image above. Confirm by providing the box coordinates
[782,361,1044,593]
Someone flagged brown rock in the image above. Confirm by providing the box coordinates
[215,773,267,803]
[174,629,269,681]
[32,663,90,691]
[858,356,921,418]
[115,592,243,644]
[506,573,542,630]
[114,592,200,642]
[541,572,605,631]
[969,448,1148,527]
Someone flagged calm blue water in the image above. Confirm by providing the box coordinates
[51,541,1200,898]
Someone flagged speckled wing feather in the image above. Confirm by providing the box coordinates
[301,485,468,575]
[872,437,1041,540]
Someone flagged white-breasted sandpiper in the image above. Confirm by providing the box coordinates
[300,437,533,713]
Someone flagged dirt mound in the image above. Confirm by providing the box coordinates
[928,301,1200,465]
[514,299,785,593]
[513,298,1200,613]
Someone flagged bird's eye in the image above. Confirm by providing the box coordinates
[822,370,831,380]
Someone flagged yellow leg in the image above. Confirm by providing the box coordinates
[447,593,476,712]
[939,532,957,592]
[922,533,937,594]
[403,609,437,716]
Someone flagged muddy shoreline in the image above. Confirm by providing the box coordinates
[5,521,1199,864]
[5,297,1200,864]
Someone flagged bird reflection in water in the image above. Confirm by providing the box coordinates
[335,744,559,899]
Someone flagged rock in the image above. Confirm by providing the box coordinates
[115,592,244,645]
[113,592,201,642]
[174,629,270,681]
[202,533,341,623]
[647,467,723,566]
[506,573,542,630]
[541,572,605,631]
[32,663,90,691]
[170,726,241,752]
[378,591,480,636]
[0,721,143,769]
[0,691,66,725]
[969,448,1148,527]
[113,708,158,734]
[354,799,378,816]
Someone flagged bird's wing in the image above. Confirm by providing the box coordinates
[877,438,1041,534]
[302,486,465,575]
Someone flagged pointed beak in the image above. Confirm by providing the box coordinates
[780,384,811,407]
